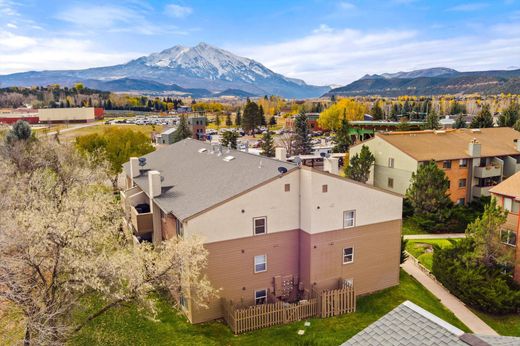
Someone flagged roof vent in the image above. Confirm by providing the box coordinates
[198,148,207,153]
[471,129,481,133]
[434,130,446,134]
[223,155,235,162]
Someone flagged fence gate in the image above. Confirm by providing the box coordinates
[320,286,356,318]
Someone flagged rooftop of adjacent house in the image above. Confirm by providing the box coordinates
[123,138,296,221]
[161,127,177,135]
[371,127,520,161]
[341,301,520,346]
[490,171,520,198]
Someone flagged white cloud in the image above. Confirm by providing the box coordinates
[165,3,193,18]
[313,24,333,34]
[0,31,36,49]
[0,0,19,16]
[6,22,16,28]
[234,25,520,85]
[338,2,356,10]
[447,2,488,11]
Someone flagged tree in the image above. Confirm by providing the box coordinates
[453,114,467,129]
[0,141,215,345]
[76,128,154,189]
[466,198,515,268]
[5,120,32,144]
[370,102,384,120]
[423,109,440,130]
[406,160,452,215]
[260,130,275,157]
[215,113,221,127]
[225,113,232,126]
[470,104,494,128]
[333,115,351,153]
[318,98,366,131]
[293,113,312,155]
[258,105,267,126]
[220,130,238,149]
[235,109,242,126]
[268,116,277,126]
[400,236,409,264]
[498,102,519,127]
[172,115,192,143]
[449,101,466,115]
[242,101,260,134]
[345,145,375,183]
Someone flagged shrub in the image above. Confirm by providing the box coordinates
[433,239,520,314]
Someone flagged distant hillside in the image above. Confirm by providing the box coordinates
[326,68,520,97]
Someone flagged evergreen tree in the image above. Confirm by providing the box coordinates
[406,160,452,215]
[293,113,312,155]
[453,114,467,129]
[235,109,242,126]
[514,119,520,132]
[470,104,494,128]
[215,113,221,127]
[268,116,277,126]
[424,110,440,130]
[370,102,384,120]
[172,115,192,143]
[390,103,401,120]
[5,120,32,144]
[260,130,275,157]
[258,105,267,126]
[225,113,233,126]
[221,131,238,149]
[345,145,375,183]
[242,101,260,134]
[450,101,466,115]
[333,115,351,153]
[498,103,519,127]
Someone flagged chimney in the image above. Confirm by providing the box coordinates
[148,170,162,198]
[468,139,481,157]
[275,147,287,161]
[515,139,520,151]
[129,157,140,185]
[324,157,339,175]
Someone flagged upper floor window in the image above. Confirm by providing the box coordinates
[459,159,468,168]
[253,217,267,235]
[443,160,452,169]
[343,247,354,264]
[255,289,267,305]
[322,184,328,193]
[343,210,356,228]
[504,198,513,212]
[388,158,395,168]
[459,179,467,188]
[254,254,267,273]
[285,183,290,192]
[500,229,517,247]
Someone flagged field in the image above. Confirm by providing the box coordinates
[35,123,164,142]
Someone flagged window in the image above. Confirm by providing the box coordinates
[254,255,267,273]
[343,210,356,228]
[285,184,290,192]
[457,198,465,206]
[388,178,394,188]
[458,179,467,188]
[253,217,267,235]
[459,159,468,168]
[179,294,188,309]
[388,157,395,168]
[504,198,513,212]
[500,230,517,247]
[343,247,354,264]
[322,184,328,193]
[176,219,184,237]
[255,289,267,305]
[443,160,452,169]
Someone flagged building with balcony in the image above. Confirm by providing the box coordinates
[349,128,520,205]
[121,138,402,324]
[490,172,520,284]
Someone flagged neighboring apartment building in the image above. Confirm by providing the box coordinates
[285,113,323,132]
[121,139,402,324]
[349,128,520,205]
[38,107,104,123]
[187,116,206,140]
[490,172,520,283]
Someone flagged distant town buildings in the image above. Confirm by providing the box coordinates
[0,107,104,124]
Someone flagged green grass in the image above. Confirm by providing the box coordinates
[405,239,459,271]
[472,309,520,337]
[71,270,468,346]
[59,124,163,141]
[402,218,428,235]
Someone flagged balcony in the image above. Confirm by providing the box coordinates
[473,185,492,198]
[473,164,502,179]
[130,204,153,235]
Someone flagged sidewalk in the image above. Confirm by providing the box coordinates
[404,233,466,240]
[401,258,498,335]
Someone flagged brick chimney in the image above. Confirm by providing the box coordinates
[148,170,162,198]
[468,139,481,157]
[275,147,287,161]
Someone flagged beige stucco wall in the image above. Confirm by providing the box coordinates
[349,137,418,195]
[38,107,95,122]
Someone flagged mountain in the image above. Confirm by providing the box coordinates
[326,67,520,97]
[0,43,329,99]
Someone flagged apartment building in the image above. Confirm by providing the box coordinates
[490,172,520,283]
[349,128,520,205]
[121,139,402,323]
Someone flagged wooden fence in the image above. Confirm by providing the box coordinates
[222,286,355,334]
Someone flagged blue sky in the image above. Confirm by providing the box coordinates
[1,0,519,85]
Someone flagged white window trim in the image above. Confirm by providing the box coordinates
[343,247,354,264]
[343,210,356,228]
[504,198,513,212]
[500,229,516,247]
[254,288,268,305]
[253,216,267,235]
[388,157,394,168]
[254,254,267,273]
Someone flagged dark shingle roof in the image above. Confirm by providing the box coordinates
[123,138,296,221]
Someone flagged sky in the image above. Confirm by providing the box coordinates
[1,0,520,86]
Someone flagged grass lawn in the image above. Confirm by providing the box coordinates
[71,270,468,346]
[472,309,520,337]
[58,124,163,141]
[405,239,459,271]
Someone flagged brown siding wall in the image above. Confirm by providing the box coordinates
[437,159,469,204]
[161,213,177,240]
[306,219,401,295]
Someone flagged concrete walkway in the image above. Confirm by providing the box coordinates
[401,258,498,335]
[404,233,466,240]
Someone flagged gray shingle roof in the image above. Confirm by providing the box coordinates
[123,138,296,221]
[341,301,520,346]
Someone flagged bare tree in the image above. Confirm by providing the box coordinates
[0,140,215,345]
